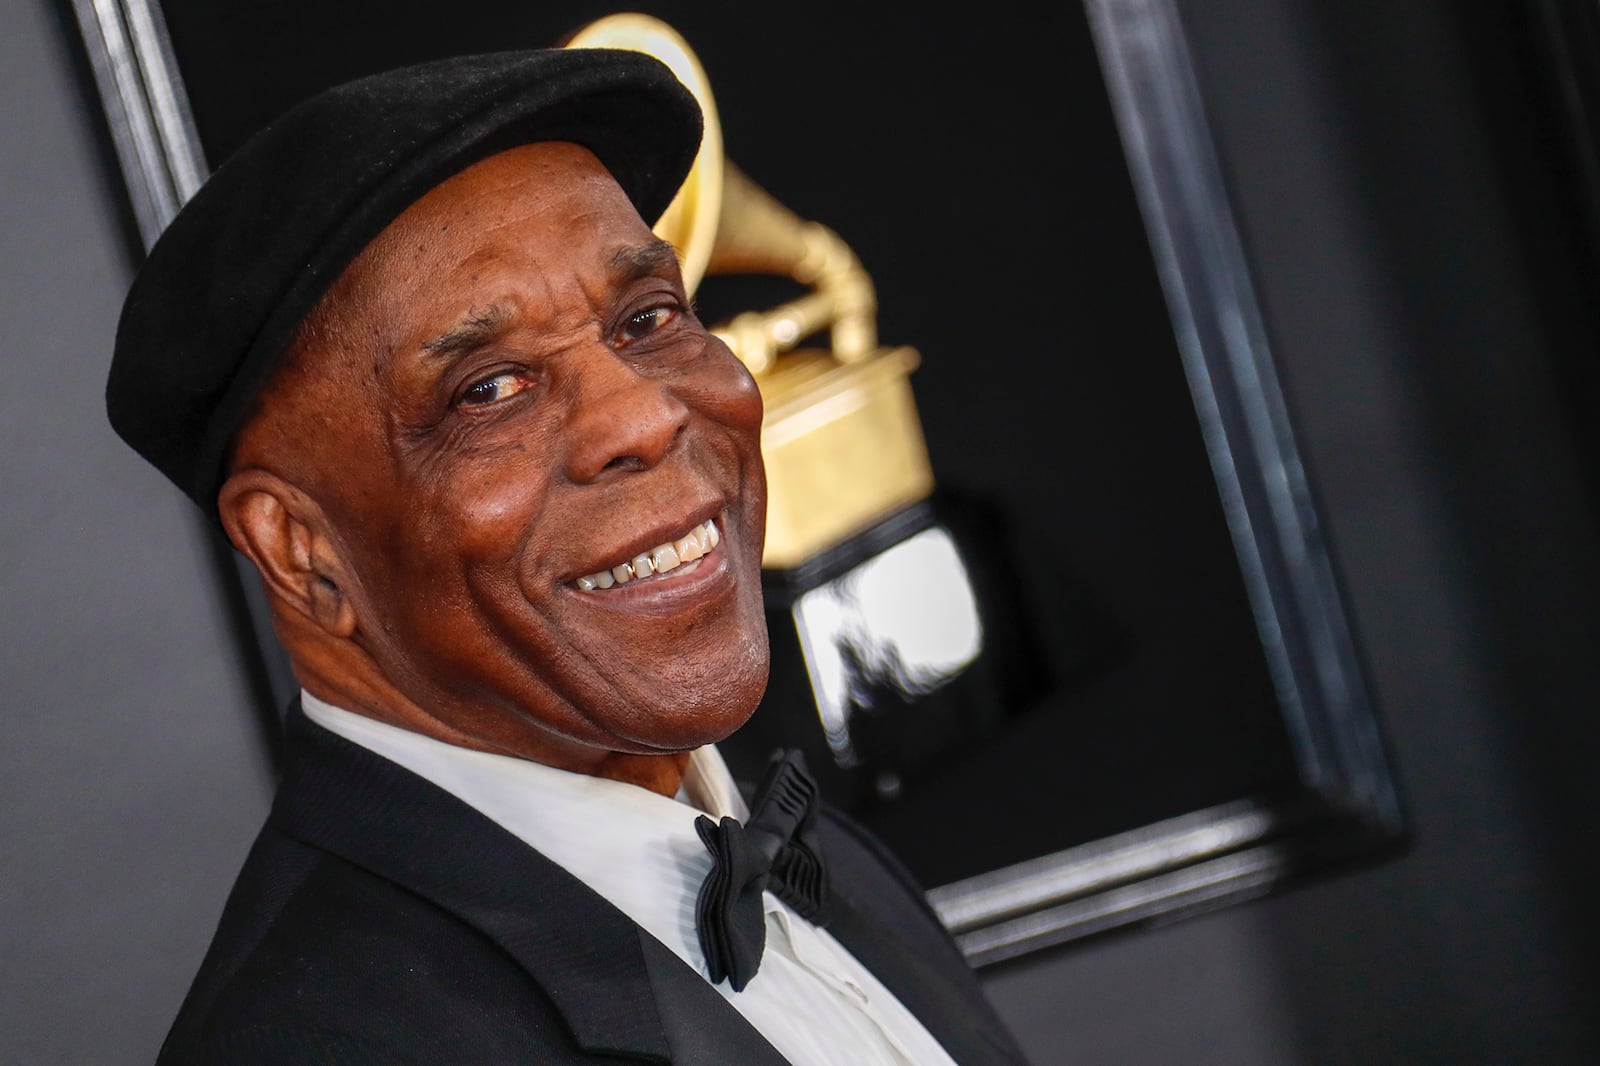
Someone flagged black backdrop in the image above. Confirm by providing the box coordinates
[152,0,1300,891]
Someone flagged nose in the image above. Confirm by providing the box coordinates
[561,345,691,483]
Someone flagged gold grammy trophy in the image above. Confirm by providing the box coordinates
[565,16,1034,808]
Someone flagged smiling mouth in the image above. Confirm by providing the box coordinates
[574,518,721,592]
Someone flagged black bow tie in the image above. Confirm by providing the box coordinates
[694,748,830,991]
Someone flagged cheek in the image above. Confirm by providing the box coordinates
[387,452,557,595]
[455,471,550,547]
[679,337,762,426]
[687,353,766,488]
[712,354,765,434]
[699,362,768,544]
[721,369,767,519]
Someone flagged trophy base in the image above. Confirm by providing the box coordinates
[758,346,935,570]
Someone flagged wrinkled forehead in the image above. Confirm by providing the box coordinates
[316,142,650,340]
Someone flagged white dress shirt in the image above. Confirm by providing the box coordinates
[301,690,959,1066]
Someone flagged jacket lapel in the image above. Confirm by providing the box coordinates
[636,934,790,1065]
[271,705,678,1061]
[822,832,1029,1066]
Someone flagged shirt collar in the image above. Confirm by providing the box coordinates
[299,689,747,979]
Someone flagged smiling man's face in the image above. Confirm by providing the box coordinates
[227,141,770,786]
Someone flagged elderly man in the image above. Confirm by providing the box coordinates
[108,45,1026,1065]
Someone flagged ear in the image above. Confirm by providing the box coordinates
[218,468,358,639]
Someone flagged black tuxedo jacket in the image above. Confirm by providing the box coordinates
[156,706,1028,1064]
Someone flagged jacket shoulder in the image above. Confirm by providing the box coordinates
[156,826,594,1065]
[817,802,965,958]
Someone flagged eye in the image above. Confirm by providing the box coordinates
[457,370,534,408]
[618,303,680,343]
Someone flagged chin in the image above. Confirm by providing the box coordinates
[621,647,770,752]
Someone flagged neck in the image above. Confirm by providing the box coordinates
[278,611,693,797]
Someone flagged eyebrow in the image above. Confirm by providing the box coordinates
[611,239,683,285]
[420,304,511,362]
[415,241,682,361]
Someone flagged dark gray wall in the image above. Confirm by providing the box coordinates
[0,1,274,1062]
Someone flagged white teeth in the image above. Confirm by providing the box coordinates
[675,531,704,563]
[578,520,719,592]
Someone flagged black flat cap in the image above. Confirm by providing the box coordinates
[107,46,702,515]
